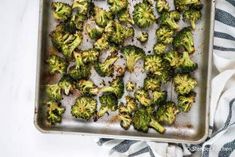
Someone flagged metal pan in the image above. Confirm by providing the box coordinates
[34,0,215,144]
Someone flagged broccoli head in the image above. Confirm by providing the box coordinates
[144,77,161,91]
[155,101,179,125]
[153,43,167,55]
[159,11,181,30]
[97,93,118,118]
[46,84,62,101]
[72,0,91,16]
[137,32,149,43]
[119,113,132,130]
[164,50,181,68]
[100,77,124,98]
[173,27,195,54]
[155,0,170,13]
[47,55,67,75]
[174,0,201,12]
[107,0,128,14]
[173,74,197,95]
[81,49,100,64]
[68,65,91,80]
[46,101,65,125]
[118,9,134,25]
[134,89,152,107]
[126,81,136,92]
[95,56,118,77]
[156,26,174,44]
[152,90,167,105]
[94,7,113,27]
[121,45,145,72]
[176,51,198,73]
[178,92,196,112]
[144,55,164,75]
[71,96,97,120]
[70,14,87,31]
[86,24,104,40]
[133,2,156,28]
[133,108,166,133]
[58,76,74,95]
[77,80,99,96]
[51,2,72,21]
[94,34,109,51]
[119,96,138,114]
[183,9,202,29]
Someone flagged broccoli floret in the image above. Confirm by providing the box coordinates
[152,90,167,105]
[159,69,172,83]
[144,55,164,75]
[119,96,138,114]
[77,80,99,96]
[100,77,124,98]
[153,43,167,55]
[71,96,97,120]
[58,76,74,95]
[126,81,136,92]
[178,92,196,112]
[183,9,202,29]
[159,11,181,30]
[137,32,149,43]
[95,56,118,77]
[176,51,198,73]
[80,49,100,64]
[72,0,91,16]
[107,0,128,14]
[174,0,201,12]
[133,2,156,28]
[144,77,161,91]
[94,7,113,27]
[97,93,118,118]
[94,34,109,51]
[134,89,152,107]
[155,101,179,125]
[71,14,87,31]
[155,0,170,13]
[86,24,104,40]
[51,2,72,21]
[133,108,166,133]
[164,50,181,68]
[121,45,145,72]
[173,27,195,54]
[68,65,91,80]
[46,101,65,125]
[119,113,132,130]
[46,84,62,101]
[156,26,174,44]
[173,74,197,95]
[47,55,67,74]
[118,9,134,25]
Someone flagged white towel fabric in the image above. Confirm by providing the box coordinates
[97,0,235,156]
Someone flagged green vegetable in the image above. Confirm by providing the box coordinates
[155,0,170,13]
[68,65,91,80]
[51,2,72,21]
[159,11,181,30]
[178,92,196,112]
[173,74,197,95]
[47,101,65,124]
[156,26,174,44]
[95,56,118,77]
[153,43,167,55]
[152,90,167,105]
[144,77,161,91]
[86,24,104,40]
[46,84,62,101]
[119,113,132,130]
[119,96,138,114]
[118,9,134,25]
[47,55,67,75]
[94,6,113,27]
[137,32,149,43]
[176,51,198,73]
[126,81,136,92]
[134,89,152,107]
[77,80,99,96]
[100,77,124,98]
[183,9,202,29]
[107,0,128,14]
[174,0,201,12]
[58,76,74,95]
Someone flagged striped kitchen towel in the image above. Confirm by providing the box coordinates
[98,0,235,156]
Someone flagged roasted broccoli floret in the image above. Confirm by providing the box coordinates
[58,76,74,95]
[97,93,118,118]
[126,81,136,92]
[47,55,67,74]
[72,0,91,16]
[77,80,99,96]
[86,24,104,40]
[178,92,196,112]
[71,14,87,31]
[159,11,181,30]
[68,65,91,80]
[94,7,113,27]
[153,43,167,55]
[133,2,156,28]
[100,77,124,98]
[183,9,202,29]
[144,77,161,91]
[173,74,197,95]
[164,50,181,68]
[107,0,128,14]
[176,51,198,73]
[51,2,72,21]
[118,9,134,25]
[94,34,109,51]
[155,0,170,13]
[119,96,138,114]
[155,101,179,125]
[119,113,132,130]
[137,32,149,43]
[173,27,195,54]
[134,89,152,107]
[152,90,167,105]
[174,0,201,12]
[156,26,174,44]
[144,55,163,75]
[71,96,97,120]
[46,101,65,124]
[133,108,166,133]
[74,49,99,65]
[95,56,118,77]
[121,45,145,72]
[46,84,62,101]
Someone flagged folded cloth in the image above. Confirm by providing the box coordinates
[98,0,235,156]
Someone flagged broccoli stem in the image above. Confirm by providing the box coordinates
[126,56,142,72]
[97,106,109,117]
[149,119,166,134]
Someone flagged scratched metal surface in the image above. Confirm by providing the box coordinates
[34,0,215,144]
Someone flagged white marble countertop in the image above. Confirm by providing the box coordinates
[0,1,109,156]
